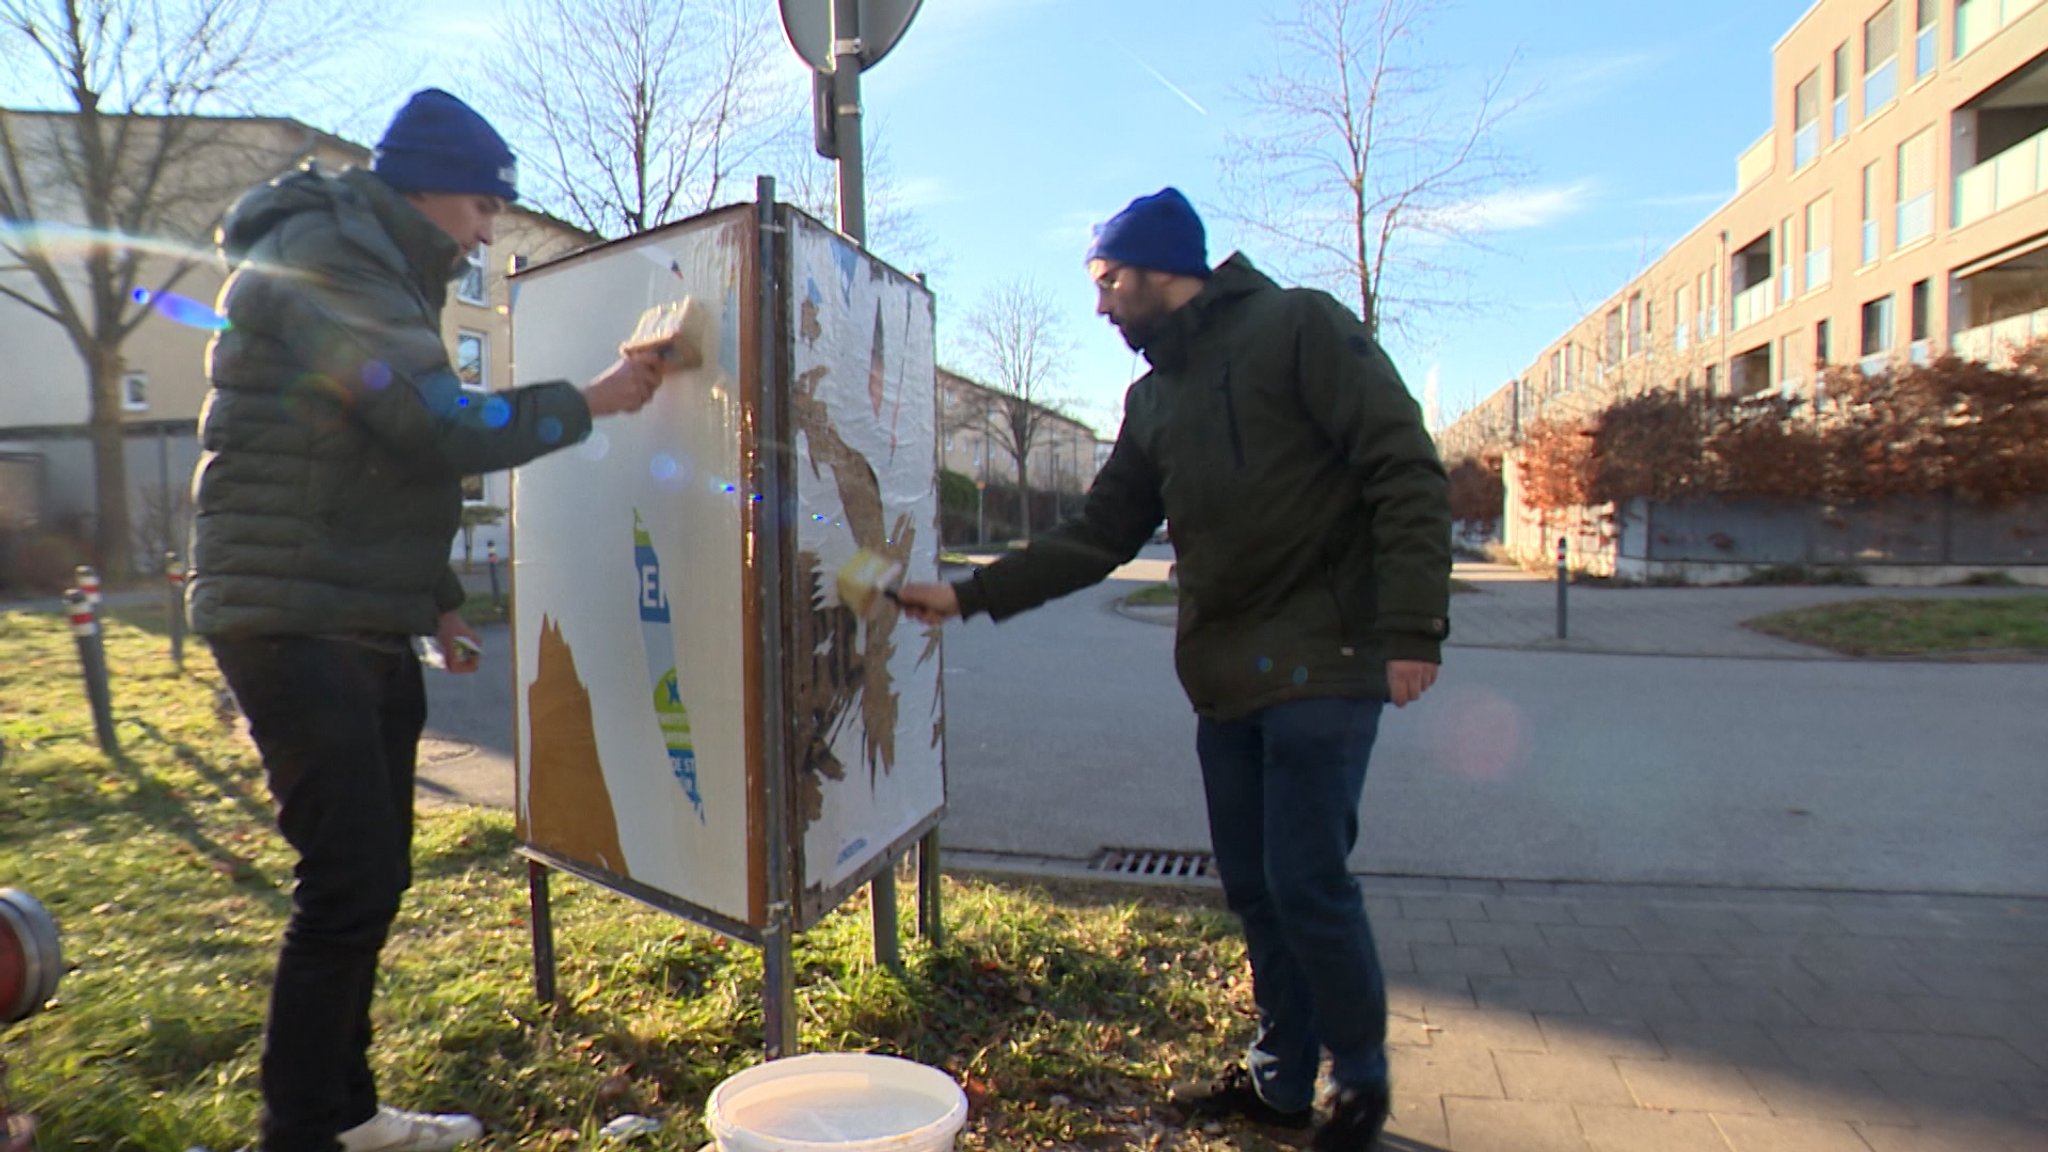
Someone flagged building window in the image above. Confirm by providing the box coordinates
[1704,363,1720,395]
[1779,334,1801,395]
[1815,318,1833,367]
[1914,0,1937,80]
[1674,285,1691,350]
[1895,127,1934,246]
[122,371,148,412]
[1804,195,1833,288]
[455,331,487,391]
[1777,217,1795,303]
[1604,307,1624,367]
[1860,161,1883,266]
[1626,293,1645,358]
[1909,278,1932,355]
[1831,42,1851,140]
[1861,294,1895,357]
[457,245,488,305]
[1863,3,1899,116]
[1794,71,1821,169]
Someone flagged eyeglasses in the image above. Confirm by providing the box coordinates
[1092,262,1133,292]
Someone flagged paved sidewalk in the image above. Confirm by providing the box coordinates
[958,851,2048,1152]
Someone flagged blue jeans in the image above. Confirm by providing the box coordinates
[1197,697,1389,1113]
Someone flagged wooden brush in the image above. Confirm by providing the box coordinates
[835,548,904,618]
[621,297,712,373]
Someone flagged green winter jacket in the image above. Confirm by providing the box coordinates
[955,255,1451,719]
[188,166,591,638]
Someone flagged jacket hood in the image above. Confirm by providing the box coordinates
[1141,253,1279,371]
[217,164,458,307]
[217,164,348,263]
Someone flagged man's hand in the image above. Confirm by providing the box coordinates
[894,581,961,625]
[436,610,482,674]
[583,353,663,416]
[1387,659,1437,707]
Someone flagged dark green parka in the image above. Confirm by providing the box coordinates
[956,255,1452,719]
[189,166,589,638]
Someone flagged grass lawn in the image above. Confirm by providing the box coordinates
[0,610,1285,1152]
[1745,595,2048,656]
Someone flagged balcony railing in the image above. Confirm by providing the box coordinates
[1956,0,2044,58]
[1951,306,2048,366]
[1863,60,1897,115]
[1732,280,1775,331]
[1896,192,1934,245]
[1805,248,1832,289]
[1954,125,2048,230]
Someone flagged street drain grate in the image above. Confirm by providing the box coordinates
[1090,847,1215,880]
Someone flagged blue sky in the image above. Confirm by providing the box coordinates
[5,0,1810,441]
[840,0,1803,437]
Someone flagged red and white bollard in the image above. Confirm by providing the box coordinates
[73,564,101,608]
[165,552,187,672]
[65,589,118,754]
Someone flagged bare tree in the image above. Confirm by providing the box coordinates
[0,0,385,577]
[480,0,784,237]
[767,121,939,277]
[1221,0,1525,341]
[958,278,1072,538]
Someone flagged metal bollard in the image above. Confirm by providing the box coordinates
[65,589,119,754]
[487,541,502,609]
[1555,536,1569,640]
[74,564,101,608]
[164,552,186,672]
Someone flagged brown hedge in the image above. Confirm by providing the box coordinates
[1517,344,2048,512]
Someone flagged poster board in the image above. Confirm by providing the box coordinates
[509,202,943,941]
[782,211,944,926]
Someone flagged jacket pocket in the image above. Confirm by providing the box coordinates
[1218,363,1246,468]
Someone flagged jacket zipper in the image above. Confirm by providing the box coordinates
[1218,363,1246,468]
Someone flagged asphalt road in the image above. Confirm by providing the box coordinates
[422,547,2048,896]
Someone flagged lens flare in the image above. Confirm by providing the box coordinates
[537,416,565,445]
[481,396,512,429]
[579,431,611,461]
[131,286,230,332]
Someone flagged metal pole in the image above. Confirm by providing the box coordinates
[825,7,899,969]
[755,176,800,1059]
[66,589,118,754]
[831,0,866,245]
[916,828,944,948]
[1555,536,1569,640]
[164,551,185,672]
[487,541,502,609]
[527,859,557,1005]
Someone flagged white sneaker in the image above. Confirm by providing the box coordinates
[337,1105,484,1152]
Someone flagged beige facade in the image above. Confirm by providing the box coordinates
[0,110,593,558]
[936,366,1101,494]
[1442,0,2048,460]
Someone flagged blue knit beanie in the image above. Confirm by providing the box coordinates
[1087,187,1209,279]
[373,89,519,202]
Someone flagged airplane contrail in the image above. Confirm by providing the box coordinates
[1113,41,1209,116]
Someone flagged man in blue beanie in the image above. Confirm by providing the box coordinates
[190,89,664,1152]
[898,188,1450,1151]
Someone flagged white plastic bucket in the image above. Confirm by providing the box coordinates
[706,1053,969,1152]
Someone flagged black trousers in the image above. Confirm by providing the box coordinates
[211,635,425,1152]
